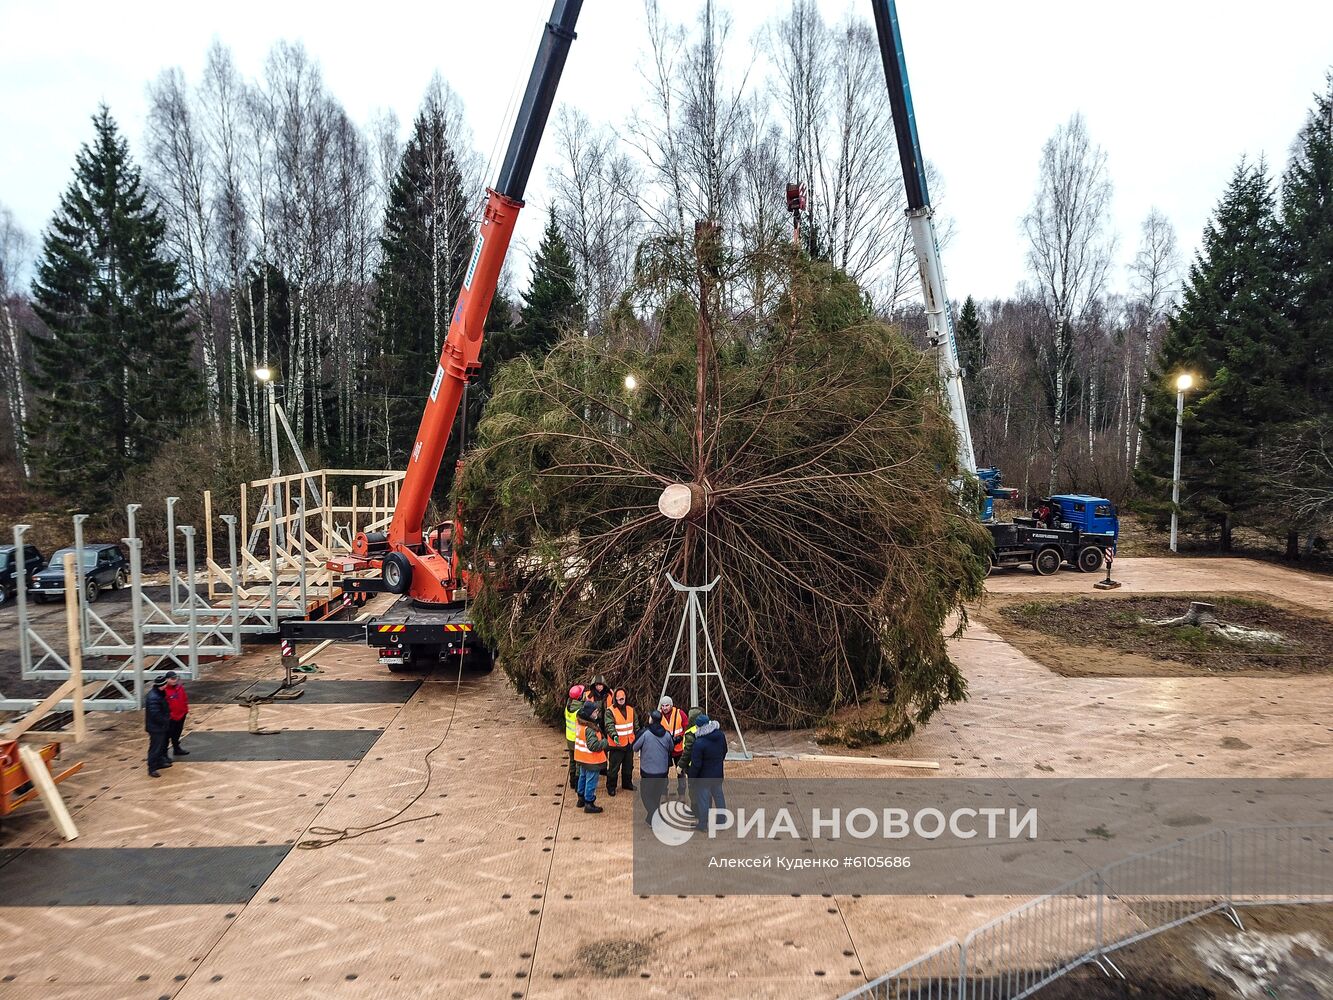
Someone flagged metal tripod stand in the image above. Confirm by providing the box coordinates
[658,573,750,760]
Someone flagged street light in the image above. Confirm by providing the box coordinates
[1170,373,1195,553]
[254,364,280,480]
[623,374,638,391]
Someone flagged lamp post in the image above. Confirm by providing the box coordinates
[254,365,280,480]
[1170,372,1194,553]
[255,365,283,549]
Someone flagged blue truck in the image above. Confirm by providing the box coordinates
[987,493,1119,575]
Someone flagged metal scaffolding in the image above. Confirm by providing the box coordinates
[1,467,398,716]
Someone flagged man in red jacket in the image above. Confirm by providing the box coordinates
[163,671,191,758]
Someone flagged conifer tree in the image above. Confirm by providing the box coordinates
[28,107,200,508]
[512,211,582,361]
[1281,76,1333,404]
[368,100,472,468]
[1270,76,1333,553]
[956,295,984,381]
[1136,160,1289,549]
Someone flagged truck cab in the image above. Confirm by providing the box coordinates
[1048,494,1119,540]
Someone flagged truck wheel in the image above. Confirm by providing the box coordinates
[85,577,101,604]
[1033,548,1062,576]
[471,647,495,673]
[0,586,9,605]
[1076,547,1104,573]
[113,568,128,590]
[985,554,999,577]
[382,553,412,595]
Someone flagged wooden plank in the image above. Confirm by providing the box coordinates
[204,490,216,600]
[16,744,79,841]
[793,752,939,770]
[0,680,76,741]
[62,554,85,743]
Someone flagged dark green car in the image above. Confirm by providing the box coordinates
[28,543,128,604]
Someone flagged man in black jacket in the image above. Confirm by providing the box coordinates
[144,675,172,778]
[687,713,728,831]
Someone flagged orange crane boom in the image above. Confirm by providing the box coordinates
[350,0,583,608]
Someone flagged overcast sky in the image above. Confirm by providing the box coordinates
[2,0,1331,302]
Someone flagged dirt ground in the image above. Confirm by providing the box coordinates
[978,592,1333,679]
[1033,904,1333,1000]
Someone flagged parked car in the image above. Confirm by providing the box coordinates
[28,543,129,604]
[0,543,45,604]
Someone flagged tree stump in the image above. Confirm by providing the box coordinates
[1181,602,1217,626]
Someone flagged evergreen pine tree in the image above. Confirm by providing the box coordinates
[511,211,582,361]
[1282,76,1333,402]
[367,101,472,470]
[28,106,200,508]
[1135,159,1290,549]
[956,295,984,380]
[1271,76,1333,554]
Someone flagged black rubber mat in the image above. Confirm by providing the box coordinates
[0,845,290,905]
[187,679,419,705]
[181,729,382,761]
[277,680,420,705]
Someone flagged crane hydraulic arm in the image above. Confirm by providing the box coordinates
[351,0,584,606]
[870,0,977,477]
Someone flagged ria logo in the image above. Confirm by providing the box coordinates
[651,800,697,846]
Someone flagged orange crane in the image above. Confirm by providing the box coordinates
[283,1,584,669]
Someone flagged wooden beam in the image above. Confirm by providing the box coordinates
[62,556,84,743]
[0,677,76,740]
[17,744,79,841]
[204,490,215,600]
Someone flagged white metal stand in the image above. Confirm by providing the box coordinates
[658,573,750,760]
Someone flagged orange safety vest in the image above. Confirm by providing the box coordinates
[608,704,635,747]
[574,723,607,765]
[662,706,686,754]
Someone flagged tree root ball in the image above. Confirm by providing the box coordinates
[457,263,990,737]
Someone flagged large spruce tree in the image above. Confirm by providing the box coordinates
[1136,160,1290,549]
[510,211,582,362]
[368,100,472,473]
[1269,76,1333,552]
[28,107,200,508]
[956,295,984,382]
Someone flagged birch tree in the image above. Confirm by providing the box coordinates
[1128,208,1179,466]
[146,68,222,424]
[0,205,32,474]
[1023,113,1115,489]
[549,107,643,335]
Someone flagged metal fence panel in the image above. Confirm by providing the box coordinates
[840,823,1333,1000]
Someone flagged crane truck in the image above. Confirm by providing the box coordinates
[870,0,1119,574]
[282,0,1116,671]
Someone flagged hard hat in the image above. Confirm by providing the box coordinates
[569,684,584,700]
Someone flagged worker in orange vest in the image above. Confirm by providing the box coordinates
[658,695,689,796]
[605,688,638,797]
[574,701,609,814]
